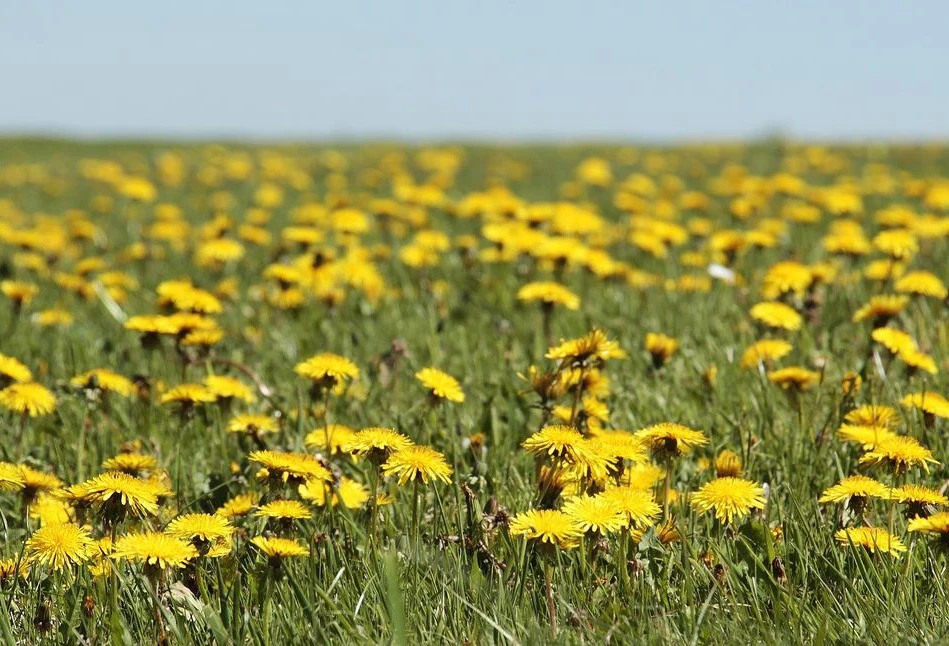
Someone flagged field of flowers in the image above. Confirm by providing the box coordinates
[1,139,949,643]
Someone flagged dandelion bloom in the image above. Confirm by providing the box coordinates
[248,450,332,486]
[516,281,581,310]
[63,471,159,517]
[382,445,453,485]
[895,270,947,299]
[691,477,766,524]
[740,339,793,369]
[70,369,135,396]
[599,486,661,529]
[160,383,216,407]
[845,405,900,429]
[26,523,95,571]
[0,383,57,417]
[859,436,939,474]
[300,476,369,509]
[0,353,32,384]
[852,295,909,324]
[908,511,949,536]
[204,375,256,403]
[835,527,906,556]
[714,450,743,477]
[1,280,39,306]
[0,559,28,582]
[635,423,708,458]
[166,513,234,543]
[294,353,359,385]
[0,462,25,490]
[112,532,198,570]
[251,536,309,559]
[889,484,948,516]
[818,475,891,504]
[749,302,803,331]
[509,509,582,548]
[836,424,898,449]
[304,423,356,454]
[522,425,586,460]
[216,493,259,519]
[18,465,62,501]
[546,329,626,365]
[900,392,949,419]
[254,499,312,520]
[768,366,820,391]
[761,261,812,299]
[645,333,679,367]
[344,427,413,463]
[415,367,465,403]
[228,414,280,436]
[102,453,158,476]
[897,348,937,374]
[870,328,915,355]
[562,494,626,535]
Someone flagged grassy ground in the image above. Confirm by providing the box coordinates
[1,139,948,644]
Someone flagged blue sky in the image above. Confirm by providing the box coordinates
[2,1,947,140]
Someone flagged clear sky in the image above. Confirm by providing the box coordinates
[2,1,947,141]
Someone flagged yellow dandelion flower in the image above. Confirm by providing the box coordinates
[251,536,309,559]
[859,436,939,474]
[299,477,369,509]
[415,367,465,403]
[228,414,280,436]
[344,427,413,463]
[562,494,626,535]
[908,511,949,535]
[508,509,582,549]
[304,424,355,454]
[546,329,626,365]
[635,423,708,458]
[0,353,32,384]
[0,383,56,417]
[254,499,312,520]
[294,353,359,386]
[70,369,135,396]
[691,477,766,524]
[852,295,909,324]
[901,392,949,419]
[714,450,743,477]
[381,446,453,485]
[102,453,158,476]
[749,302,803,331]
[248,450,332,485]
[895,271,948,299]
[516,281,581,310]
[835,527,906,556]
[599,486,661,528]
[160,383,216,406]
[63,472,159,517]
[166,513,234,543]
[845,405,899,428]
[204,375,255,403]
[112,532,198,570]
[768,366,821,391]
[522,425,586,460]
[215,493,259,519]
[0,462,25,490]
[837,424,898,449]
[740,339,793,369]
[645,333,679,368]
[26,523,95,571]
[819,475,891,504]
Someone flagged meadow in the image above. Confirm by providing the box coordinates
[1,138,949,644]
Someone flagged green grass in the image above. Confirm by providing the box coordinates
[1,139,948,644]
